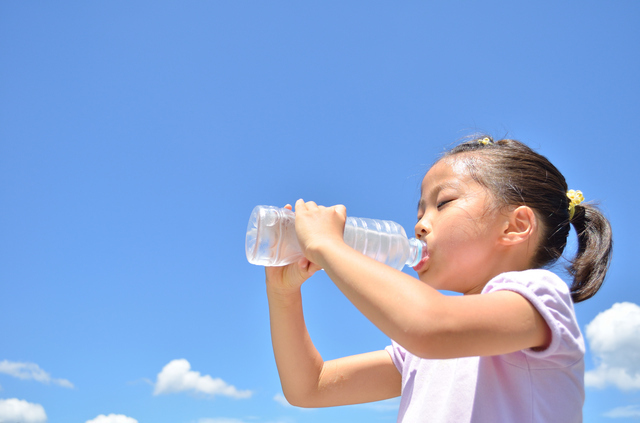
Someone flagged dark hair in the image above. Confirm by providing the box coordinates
[441,136,613,303]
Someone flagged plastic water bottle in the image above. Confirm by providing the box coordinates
[245,205,427,270]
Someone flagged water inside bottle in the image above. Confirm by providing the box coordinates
[246,206,302,266]
[344,218,410,270]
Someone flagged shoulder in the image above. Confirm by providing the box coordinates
[482,269,573,314]
[483,269,585,363]
[483,269,569,296]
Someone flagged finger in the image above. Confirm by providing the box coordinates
[298,258,321,276]
[333,204,347,218]
[297,258,313,275]
[295,198,306,211]
[308,262,323,274]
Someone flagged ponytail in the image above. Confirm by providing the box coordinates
[568,203,613,303]
[442,137,613,303]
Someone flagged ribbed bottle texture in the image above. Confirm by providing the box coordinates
[245,206,426,270]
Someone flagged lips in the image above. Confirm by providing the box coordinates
[412,254,429,272]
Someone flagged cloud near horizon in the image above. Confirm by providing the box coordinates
[603,404,640,418]
[85,414,138,423]
[0,360,74,389]
[154,359,252,399]
[0,398,47,423]
[585,302,640,391]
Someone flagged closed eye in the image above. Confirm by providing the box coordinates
[437,199,453,209]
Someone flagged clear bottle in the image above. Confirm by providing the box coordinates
[245,205,427,270]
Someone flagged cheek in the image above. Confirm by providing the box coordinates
[438,214,482,245]
[433,221,493,270]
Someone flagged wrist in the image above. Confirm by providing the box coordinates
[304,237,345,267]
[267,283,303,310]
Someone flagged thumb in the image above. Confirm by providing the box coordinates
[297,258,321,278]
[334,204,347,220]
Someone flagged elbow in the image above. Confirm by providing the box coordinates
[283,394,307,408]
[394,332,441,359]
[281,388,318,408]
[281,389,305,408]
[401,337,447,360]
[392,309,452,359]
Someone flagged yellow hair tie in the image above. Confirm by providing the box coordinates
[478,137,492,146]
[567,189,584,220]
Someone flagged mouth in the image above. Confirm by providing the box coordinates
[412,254,429,272]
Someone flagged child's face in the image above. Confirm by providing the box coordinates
[414,157,509,294]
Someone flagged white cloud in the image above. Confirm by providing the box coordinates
[0,360,74,389]
[585,302,640,390]
[85,415,138,423]
[0,398,47,423]
[153,359,252,399]
[603,404,640,418]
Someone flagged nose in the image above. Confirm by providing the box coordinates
[415,218,430,240]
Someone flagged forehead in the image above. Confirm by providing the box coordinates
[421,157,473,192]
[417,157,488,212]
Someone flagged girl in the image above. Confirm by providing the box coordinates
[265,137,612,422]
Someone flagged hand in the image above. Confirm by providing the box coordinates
[294,199,347,264]
[265,257,321,294]
[265,204,322,294]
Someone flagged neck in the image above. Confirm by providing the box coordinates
[463,246,533,296]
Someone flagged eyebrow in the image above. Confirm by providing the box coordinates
[417,180,463,211]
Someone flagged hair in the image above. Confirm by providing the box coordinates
[440,136,613,303]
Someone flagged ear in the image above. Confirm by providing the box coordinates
[499,205,537,246]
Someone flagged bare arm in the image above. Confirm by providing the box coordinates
[293,200,550,360]
[266,262,401,408]
[318,244,549,358]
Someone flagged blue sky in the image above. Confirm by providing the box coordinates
[1,2,639,422]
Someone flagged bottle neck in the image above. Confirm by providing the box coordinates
[406,238,427,267]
